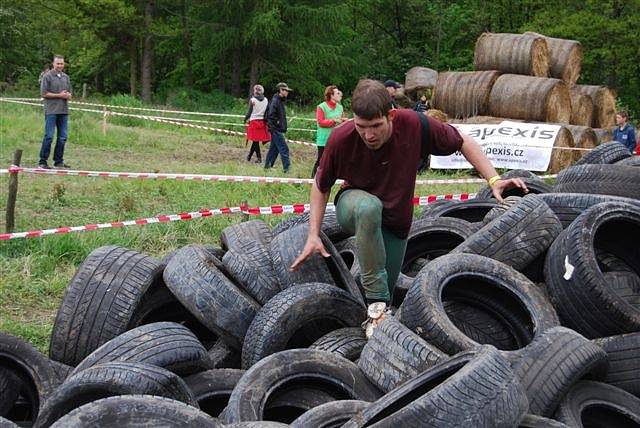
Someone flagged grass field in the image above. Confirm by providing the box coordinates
[0,99,480,353]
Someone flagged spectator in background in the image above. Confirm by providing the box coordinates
[39,55,72,169]
[413,93,431,113]
[312,85,346,178]
[613,111,636,154]
[265,82,292,173]
[244,84,270,163]
[384,80,401,109]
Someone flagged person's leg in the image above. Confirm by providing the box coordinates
[247,141,257,161]
[381,228,408,299]
[264,134,280,168]
[274,132,290,172]
[335,189,389,303]
[53,114,68,166]
[255,142,262,163]
[311,146,324,178]
[39,114,57,166]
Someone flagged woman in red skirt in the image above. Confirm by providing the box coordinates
[244,84,271,163]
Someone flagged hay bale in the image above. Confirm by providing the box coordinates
[569,89,594,126]
[404,67,438,98]
[572,85,616,128]
[474,32,549,76]
[488,74,571,123]
[524,32,582,84]
[593,128,613,143]
[450,116,507,124]
[562,124,598,163]
[432,71,501,119]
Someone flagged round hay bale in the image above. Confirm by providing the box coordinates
[404,67,438,98]
[488,74,571,123]
[593,128,613,143]
[572,85,616,128]
[474,32,549,77]
[432,70,501,119]
[562,124,598,163]
[569,89,594,126]
[524,32,582,84]
[548,126,575,173]
[450,116,511,124]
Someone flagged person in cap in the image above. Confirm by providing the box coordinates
[383,79,401,109]
[244,84,270,163]
[290,79,528,336]
[265,82,292,173]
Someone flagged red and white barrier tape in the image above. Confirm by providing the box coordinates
[0,98,317,147]
[2,166,558,185]
[0,193,475,240]
[2,97,317,122]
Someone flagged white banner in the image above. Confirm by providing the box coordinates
[431,121,561,171]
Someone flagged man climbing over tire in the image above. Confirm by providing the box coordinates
[290,79,528,336]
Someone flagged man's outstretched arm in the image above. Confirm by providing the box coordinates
[290,182,331,271]
[459,132,528,202]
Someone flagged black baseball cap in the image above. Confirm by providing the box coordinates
[384,80,401,89]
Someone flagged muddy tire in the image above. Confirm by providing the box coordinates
[475,177,552,199]
[511,327,608,417]
[593,332,640,396]
[0,333,59,424]
[71,322,209,376]
[241,283,366,368]
[419,199,459,219]
[291,400,369,428]
[417,199,499,223]
[220,220,272,251]
[309,328,367,362]
[343,346,527,427]
[358,317,447,392]
[49,246,164,366]
[554,381,640,426]
[35,362,197,427]
[537,193,640,228]
[554,164,640,199]
[222,247,281,305]
[452,195,562,271]
[163,245,260,349]
[270,224,364,305]
[399,253,559,355]
[272,211,348,242]
[574,141,632,165]
[222,349,381,424]
[544,202,640,337]
[49,395,221,428]
[184,369,244,418]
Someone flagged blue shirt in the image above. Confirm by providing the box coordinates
[613,124,637,152]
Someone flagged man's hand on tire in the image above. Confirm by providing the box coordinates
[492,177,529,202]
[289,235,330,271]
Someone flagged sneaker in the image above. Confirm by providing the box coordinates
[361,302,392,339]
[38,163,51,169]
[54,163,71,169]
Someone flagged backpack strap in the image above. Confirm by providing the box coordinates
[415,110,431,158]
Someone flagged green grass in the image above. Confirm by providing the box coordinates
[0,101,481,353]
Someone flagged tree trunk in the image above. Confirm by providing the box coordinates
[231,46,241,97]
[248,43,259,97]
[394,0,404,49]
[218,51,226,92]
[181,0,193,87]
[141,0,155,103]
[95,71,104,93]
[129,40,137,97]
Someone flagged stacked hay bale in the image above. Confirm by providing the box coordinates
[572,85,617,128]
[432,71,500,118]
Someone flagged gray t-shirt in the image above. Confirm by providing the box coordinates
[40,70,72,115]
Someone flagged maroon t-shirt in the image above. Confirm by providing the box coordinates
[315,109,463,238]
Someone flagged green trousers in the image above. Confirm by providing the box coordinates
[335,189,408,302]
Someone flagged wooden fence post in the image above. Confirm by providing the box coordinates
[6,149,22,233]
[102,108,108,136]
[82,83,87,99]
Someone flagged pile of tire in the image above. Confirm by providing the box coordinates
[1,142,638,427]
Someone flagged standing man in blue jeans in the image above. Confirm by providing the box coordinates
[39,55,72,169]
[265,82,291,173]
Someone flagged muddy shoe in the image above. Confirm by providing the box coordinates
[362,302,392,339]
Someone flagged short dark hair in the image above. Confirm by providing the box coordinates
[53,55,64,61]
[351,79,392,119]
[617,111,629,120]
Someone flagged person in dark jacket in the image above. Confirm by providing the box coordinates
[264,82,292,172]
[384,80,401,109]
[244,84,270,163]
[413,94,431,113]
[613,111,637,153]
